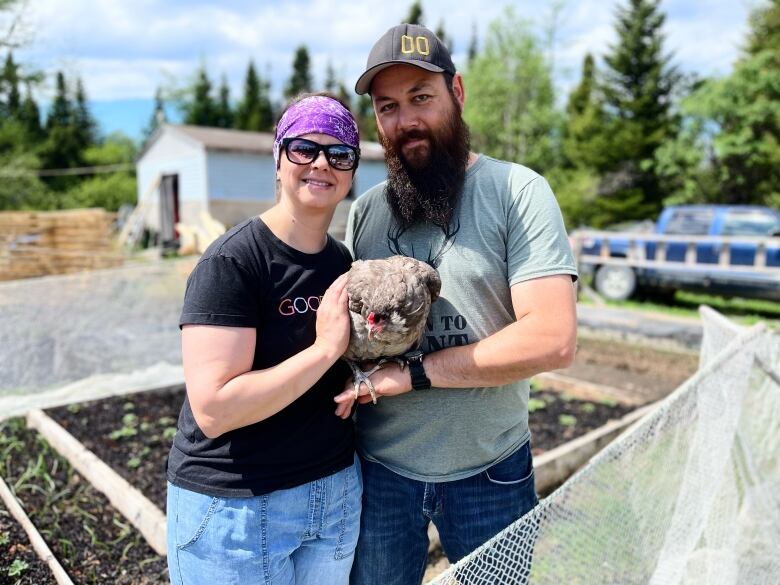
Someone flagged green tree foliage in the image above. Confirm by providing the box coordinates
[0,151,53,210]
[1,52,19,116]
[40,71,85,188]
[214,75,233,128]
[356,93,377,142]
[284,46,312,99]
[656,0,780,208]
[746,0,780,55]
[235,60,273,132]
[183,65,217,126]
[404,1,423,24]
[590,0,680,225]
[61,133,137,211]
[463,7,560,174]
[73,78,97,149]
[562,54,611,171]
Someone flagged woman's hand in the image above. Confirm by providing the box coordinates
[314,273,351,361]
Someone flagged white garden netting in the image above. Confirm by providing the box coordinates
[0,258,194,419]
[429,306,780,585]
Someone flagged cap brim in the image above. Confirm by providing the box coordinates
[354,60,446,95]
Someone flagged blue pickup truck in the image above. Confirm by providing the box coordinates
[574,205,780,301]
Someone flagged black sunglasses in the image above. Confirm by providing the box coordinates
[282,137,360,171]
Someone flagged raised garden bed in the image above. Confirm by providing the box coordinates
[0,419,168,584]
[0,502,53,585]
[44,385,635,513]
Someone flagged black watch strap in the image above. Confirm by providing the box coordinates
[404,350,431,390]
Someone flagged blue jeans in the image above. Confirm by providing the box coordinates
[167,456,362,585]
[350,442,537,585]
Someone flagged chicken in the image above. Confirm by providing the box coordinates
[343,255,441,403]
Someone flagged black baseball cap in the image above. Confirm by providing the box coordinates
[355,24,456,95]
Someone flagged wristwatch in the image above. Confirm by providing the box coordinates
[403,349,431,390]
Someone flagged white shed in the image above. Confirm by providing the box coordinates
[135,124,387,242]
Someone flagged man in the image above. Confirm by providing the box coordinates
[336,23,578,585]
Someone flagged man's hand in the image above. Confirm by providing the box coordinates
[334,362,412,415]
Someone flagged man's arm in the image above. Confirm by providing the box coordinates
[334,273,576,414]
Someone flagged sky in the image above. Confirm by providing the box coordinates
[8,0,757,141]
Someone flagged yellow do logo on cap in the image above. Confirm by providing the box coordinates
[400,34,430,56]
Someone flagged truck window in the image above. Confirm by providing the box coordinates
[663,209,715,235]
[721,210,780,236]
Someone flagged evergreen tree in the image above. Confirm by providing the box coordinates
[40,72,83,190]
[184,65,217,126]
[592,0,680,225]
[284,46,312,99]
[18,84,41,140]
[215,74,233,128]
[235,60,273,132]
[467,22,478,64]
[143,87,166,142]
[73,77,97,149]
[324,60,337,94]
[1,52,20,117]
[562,54,609,171]
[46,71,72,130]
[435,20,453,53]
[404,1,423,24]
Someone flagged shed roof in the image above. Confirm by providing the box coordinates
[140,124,385,161]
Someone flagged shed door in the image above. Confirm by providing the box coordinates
[159,174,180,243]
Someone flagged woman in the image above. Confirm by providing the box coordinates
[166,94,362,585]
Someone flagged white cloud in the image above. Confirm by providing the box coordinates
[14,0,751,103]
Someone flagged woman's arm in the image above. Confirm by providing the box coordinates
[185,274,350,438]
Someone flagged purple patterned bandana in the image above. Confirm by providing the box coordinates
[273,96,360,166]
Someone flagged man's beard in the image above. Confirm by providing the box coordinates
[379,102,470,229]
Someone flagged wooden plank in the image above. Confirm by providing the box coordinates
[26,409,167,556]
[0,475,75,585]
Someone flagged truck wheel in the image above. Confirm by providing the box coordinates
[594,265,637,301]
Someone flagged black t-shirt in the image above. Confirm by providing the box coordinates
[167,217,355,496]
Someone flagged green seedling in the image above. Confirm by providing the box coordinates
[139,421,152,432]
[66,404,81,414]
[581,403,596,413]
[559,414,577,427]
[7,559,29,577]
[599,397,619,407]
[158,416,176,426]
[163,427,177,440]
[127,457,142,469]
[0,531,9,546]
[109,412,139,440]
[528,398,547,413]
[123,402,135,411]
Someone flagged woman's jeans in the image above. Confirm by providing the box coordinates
[167,455,362,585]
[350,441,538,585]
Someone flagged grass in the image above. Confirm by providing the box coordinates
[579,276,780,326]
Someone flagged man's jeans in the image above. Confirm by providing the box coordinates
[167,454,362,585]
[350,442,538,585]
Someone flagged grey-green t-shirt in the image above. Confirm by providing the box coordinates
[345,155,577,481]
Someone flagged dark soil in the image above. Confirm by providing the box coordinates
[0,418,168,584]
[46,384,634,512]
[0,503,54,585]
[528,389,633,456]
[48,388,185,513]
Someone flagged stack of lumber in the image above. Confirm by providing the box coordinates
[0,209,123,281]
